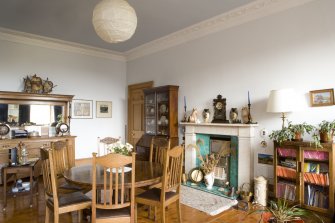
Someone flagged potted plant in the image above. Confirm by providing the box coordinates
[318,120,335,143]
[248,199,324,223]
[269,127,294,145]
[288,122,314,141]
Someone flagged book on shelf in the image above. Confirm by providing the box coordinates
[277,166,296,179]
[277,181,296,201]
[303,172,329,186]
[304,184,329,209]
[304,162,320,174]
[280,159,296,168]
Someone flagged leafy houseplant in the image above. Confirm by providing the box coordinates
[269,127,294,145]
[107,142,134,156]
[248,199,324,223]
[288,122,314,141]
[318,120,335,143]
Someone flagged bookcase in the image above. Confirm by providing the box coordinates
[274,141,334,219]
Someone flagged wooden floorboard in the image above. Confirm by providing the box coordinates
[0,177,325,223]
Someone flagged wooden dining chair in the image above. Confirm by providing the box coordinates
[40,148,91,223]
[92,152,136,223]
[146,137,171,219]
[135,145,184,223]
[97,136,121,156]
[149,137,171,165]
[50,140,82,192]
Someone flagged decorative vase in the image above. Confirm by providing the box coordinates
[202,109,210,123]
[204,172,215,190]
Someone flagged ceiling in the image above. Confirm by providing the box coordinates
[0,0,255,53]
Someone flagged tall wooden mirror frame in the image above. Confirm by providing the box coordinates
[0,91,74,127]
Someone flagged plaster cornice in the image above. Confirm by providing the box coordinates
[0,27,126,61]
[0,0,317,62]
[125,0,317,61]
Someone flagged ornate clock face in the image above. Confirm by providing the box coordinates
[189,168,204,183]
[215,102,223,110]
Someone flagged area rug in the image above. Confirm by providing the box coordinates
[180,185,238,216]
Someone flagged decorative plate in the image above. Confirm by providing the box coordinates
[160,104,167,113]
[107,167,132,173]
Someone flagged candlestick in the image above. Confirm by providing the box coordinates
[248,91,250,105]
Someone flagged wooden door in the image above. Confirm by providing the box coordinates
[127,81,153,146]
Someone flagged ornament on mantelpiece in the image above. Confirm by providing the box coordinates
[241,107,250,124]
[188,108,198,123]
[202,109,210,123]
[229,108,241,123]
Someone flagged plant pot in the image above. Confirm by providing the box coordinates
[320,131,334,143]
[292,132,303,141]
[204,172,215,190]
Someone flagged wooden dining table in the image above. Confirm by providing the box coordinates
[63,161,163,189]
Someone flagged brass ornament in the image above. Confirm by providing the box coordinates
[23,74,57,94]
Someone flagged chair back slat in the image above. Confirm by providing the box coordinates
[150,137,171,164]
[40,148,59,205]
[162,146,184,193]
[92,152,135,216]
[51,140,69,175]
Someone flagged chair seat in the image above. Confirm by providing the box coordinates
[47,191,91,208]
[96,207,131,219]
[59,181,82,191]
[136,188,177,202]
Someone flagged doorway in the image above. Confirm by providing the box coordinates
[127,81,153,146]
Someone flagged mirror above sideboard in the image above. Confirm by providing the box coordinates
[0,91,74,127]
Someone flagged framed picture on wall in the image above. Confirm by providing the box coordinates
[71,99,93,119]
[96,101,112,118]
[310,88,334,107]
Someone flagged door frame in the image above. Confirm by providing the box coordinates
[127,81,153,143]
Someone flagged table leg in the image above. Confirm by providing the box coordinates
[3,168,7,211]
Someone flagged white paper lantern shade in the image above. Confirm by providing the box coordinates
[93,0,137,43]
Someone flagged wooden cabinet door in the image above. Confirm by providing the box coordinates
[127,82,153,146]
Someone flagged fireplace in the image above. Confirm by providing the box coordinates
[181,122,258,187]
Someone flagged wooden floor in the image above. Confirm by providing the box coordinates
[0,177,263,223]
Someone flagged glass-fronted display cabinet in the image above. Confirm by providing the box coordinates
[136,85,179,161]
[145,91,171,136]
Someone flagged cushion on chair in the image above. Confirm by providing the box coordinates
[59,182,82,191]
[47,191,91,208]
[136,188,177,202]
[96,207,131,219]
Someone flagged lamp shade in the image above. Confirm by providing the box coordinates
[266,89,296,113]
[92,0,137,43]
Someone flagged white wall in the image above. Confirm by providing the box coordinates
[0,40,127,159]
[127,0,335,182]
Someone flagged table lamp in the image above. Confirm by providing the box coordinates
[266,89,296,129]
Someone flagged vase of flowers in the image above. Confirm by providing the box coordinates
[107,141,134,156]
[188,142,224,190]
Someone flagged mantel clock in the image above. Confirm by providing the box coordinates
[212,94,229,123]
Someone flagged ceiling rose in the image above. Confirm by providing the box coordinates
[92,0,137,43]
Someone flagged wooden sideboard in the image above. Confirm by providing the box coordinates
[0,136,76,184]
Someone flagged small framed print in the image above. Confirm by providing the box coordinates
[71,99,93,119]
[96,101,112,118]
[310,88,334,107]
